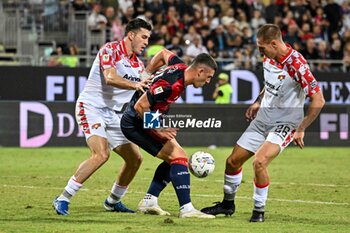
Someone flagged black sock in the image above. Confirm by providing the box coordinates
[222,199,234,208]
[147,161,171,197]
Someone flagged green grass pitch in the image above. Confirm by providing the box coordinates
[0,147,349,233]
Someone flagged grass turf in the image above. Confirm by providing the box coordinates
[0,147,349,233]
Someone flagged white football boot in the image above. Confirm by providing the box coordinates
[137,194,170,216]
[179,208,216,219]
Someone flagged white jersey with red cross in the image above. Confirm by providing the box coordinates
[78,40,145,111]
[256,45,321,125]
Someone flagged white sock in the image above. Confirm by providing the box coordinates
[107,183,128,204]
[58,176,82,202]
[253,181,269,209]
[224,169,243,201]
[180,202,195,212]
[140,193,159,207]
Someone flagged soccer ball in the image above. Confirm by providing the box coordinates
[188,151,215,178]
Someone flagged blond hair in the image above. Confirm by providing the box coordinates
[257,24,282,43]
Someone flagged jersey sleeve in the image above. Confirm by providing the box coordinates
[168,54,184,66]
[146,80,173,106]
[99,43,120,72]
[293,56,321,97]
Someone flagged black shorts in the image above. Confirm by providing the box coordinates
[121,116,165,156]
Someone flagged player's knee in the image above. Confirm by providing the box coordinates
[126,154,143,170]
[135,154,143,166]
[252,158,267,172]
[92,150,110,164]
[226,156,242,170]
[167,148,187,162]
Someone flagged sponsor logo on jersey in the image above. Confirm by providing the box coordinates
[154,86,164,95]
[122,74,141,82]
[265,81,281,91]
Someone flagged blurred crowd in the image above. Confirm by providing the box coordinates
[49,0,350,71]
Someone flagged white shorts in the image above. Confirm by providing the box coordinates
[237,119,296,154]
[75,101,130,150]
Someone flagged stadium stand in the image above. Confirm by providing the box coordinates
[0,0,349,72]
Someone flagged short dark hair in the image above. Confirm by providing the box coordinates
[257,24,282,43]
[125,18,152,36]
[190,53,218,72]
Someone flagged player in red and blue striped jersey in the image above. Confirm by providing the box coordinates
[121,49,217,218]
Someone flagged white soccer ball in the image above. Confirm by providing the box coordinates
[188,151,215,178]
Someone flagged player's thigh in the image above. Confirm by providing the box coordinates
[105,112,131,150]
[227,144,254,167]
[86,135,109,156]
[121,126,164,157]
[75,101,108,141]
[113,142,143,164]
[254,141,281,167]
[266,123,296,153]
[75,102,109,155]
[237,119,266,154]
[254,123,296,166]
[157,139,186,163]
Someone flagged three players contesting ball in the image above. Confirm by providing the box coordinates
[54,22,324,222]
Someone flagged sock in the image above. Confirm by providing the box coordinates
[223,168,243,203]
[222,168,242,208]
[169,158,191,207]
[253,180,269,211]
[107,183,128,204]
[58,176,82,202]
[147,161,171,197]
[142,193,159,206]
[180,202,195,213]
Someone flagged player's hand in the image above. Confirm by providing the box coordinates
[140,70,151,80]
[293,129,305,149]
[156,128,178,140]
[135,77,152,92]
[245,102,260,121]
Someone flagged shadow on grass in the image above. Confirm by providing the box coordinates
[210,210,350,226]
[0,217,137,225]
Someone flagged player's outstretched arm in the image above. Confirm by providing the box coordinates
[293,91,325,149]
[103,68,149,92]
[145,48,176,74]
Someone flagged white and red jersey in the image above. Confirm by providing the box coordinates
[257,45,321,124]
[78,40,145,111]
